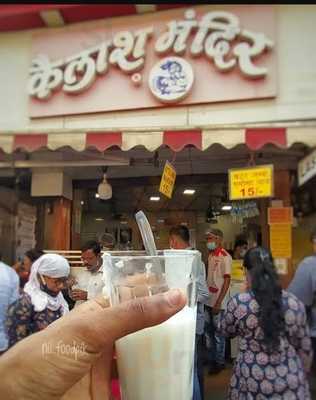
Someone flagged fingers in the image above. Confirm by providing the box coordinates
[69,293,78,301]
[116,273,164,301]
[70,289,87,301]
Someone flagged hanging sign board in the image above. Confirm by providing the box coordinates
[268,207,293,225]
[270,224,292,259]
[159,161,176,199]
[229,164,274,201]
[298,149,316,186]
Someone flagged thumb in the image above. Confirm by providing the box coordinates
[57,288,187,354]
[98,288,187,346]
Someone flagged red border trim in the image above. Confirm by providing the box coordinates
[13,134,48,151]
[246,128,287,150]
[163,130,202,152]
[86,132,122,151]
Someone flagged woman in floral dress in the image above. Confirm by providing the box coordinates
[6,253,70,349]
[219,246,313,400]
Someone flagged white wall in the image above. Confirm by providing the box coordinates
[0,5,316,133]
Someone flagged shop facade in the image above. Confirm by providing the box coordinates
[0,4,316,285]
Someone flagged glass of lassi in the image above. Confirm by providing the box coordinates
[103,249,198,400]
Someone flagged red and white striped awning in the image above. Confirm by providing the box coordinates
[0,127,315,154]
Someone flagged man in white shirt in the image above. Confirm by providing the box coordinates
[204,228,232,374]
[70,241,104,307]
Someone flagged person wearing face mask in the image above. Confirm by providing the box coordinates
[204,228,232,374]
[5,253,69,350]
[232,239,248,260]
[69,241,104,307]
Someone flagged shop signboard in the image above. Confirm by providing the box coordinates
[270,224,292,259]
[228,164,274,201]
[159,161,176,199]
[298,148,316,186]
[268,207,293,225]
[28,5,276,118]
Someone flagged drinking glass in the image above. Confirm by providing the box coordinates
[103,249,199,400]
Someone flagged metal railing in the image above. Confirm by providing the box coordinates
[43,250,83,268]
[43,249,146,268]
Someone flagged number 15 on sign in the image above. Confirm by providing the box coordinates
[228,165,274,201]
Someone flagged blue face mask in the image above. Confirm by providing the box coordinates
[207,242,217,251]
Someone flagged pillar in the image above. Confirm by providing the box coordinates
[44,197,71,250]
[71,188,84,250]
[31,169,73,251]
[274,170,291,206]
[259,198,270,248]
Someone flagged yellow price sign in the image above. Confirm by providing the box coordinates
[229,164,274,201]
[159,161,176,199]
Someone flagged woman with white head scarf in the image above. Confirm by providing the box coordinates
[5,254,70,349]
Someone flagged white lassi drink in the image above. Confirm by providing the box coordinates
[116,305,197,400]
[104,250,199,400]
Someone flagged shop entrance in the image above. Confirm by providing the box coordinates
[0,139,309,285]
[65,142,303,278]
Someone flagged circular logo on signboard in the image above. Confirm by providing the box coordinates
[148,57,194,104]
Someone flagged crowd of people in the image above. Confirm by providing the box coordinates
[0,226,315,399]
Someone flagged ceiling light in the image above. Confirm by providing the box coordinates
[80,201,84,205]
[183,189,195,195]
[95,218,104,221]
[221,205,232,211]
[150,196,160,201]
[97,171,112,200]
[95,193,100,198]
